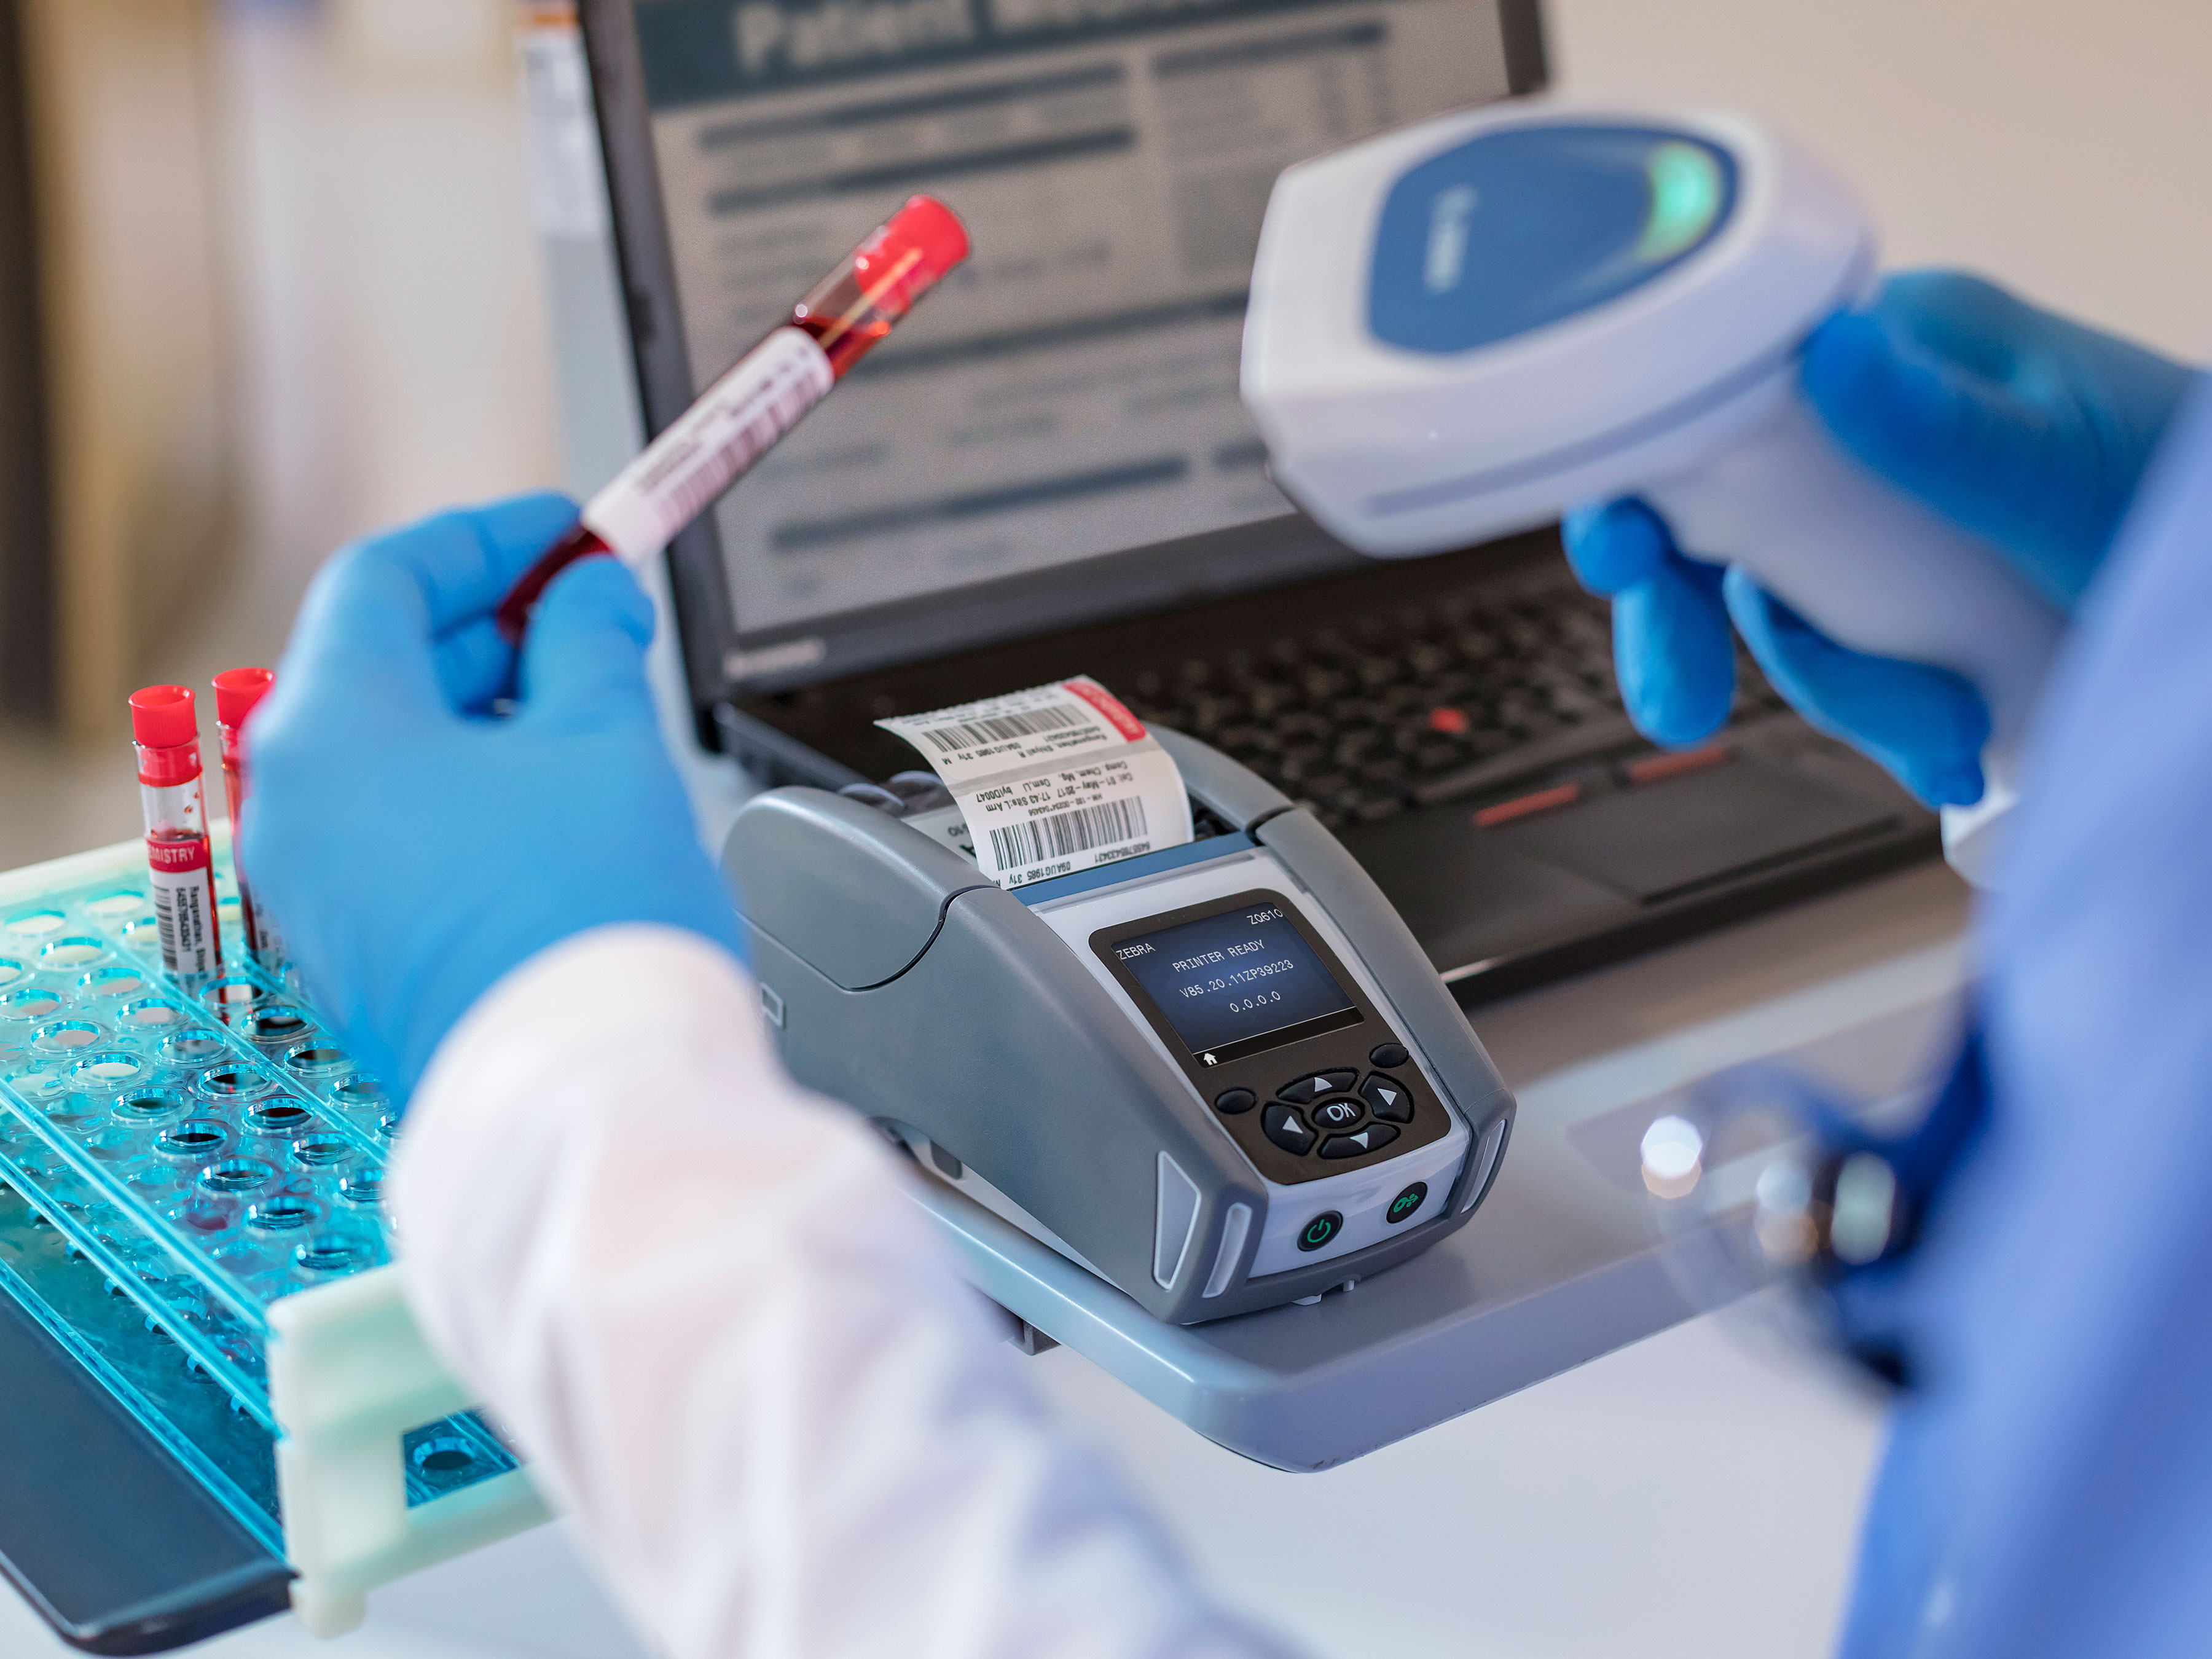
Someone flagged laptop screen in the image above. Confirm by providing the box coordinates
[613,0,1532,694]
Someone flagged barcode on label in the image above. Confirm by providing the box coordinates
[988,796,1148,869]
[645,370,822,535]
[152,884,179,967]
[588,328,834,557]
[918,703,1087,755]
[633,433,706,501]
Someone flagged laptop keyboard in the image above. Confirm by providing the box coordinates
[1119,565,1788,833]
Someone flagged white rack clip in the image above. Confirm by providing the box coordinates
[269,1266,550,1636]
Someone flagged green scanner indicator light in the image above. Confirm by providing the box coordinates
[1637,140,1723,262]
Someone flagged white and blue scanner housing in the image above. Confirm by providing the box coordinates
[1241,103,1871,555]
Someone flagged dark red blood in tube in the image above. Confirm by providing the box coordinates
[493,523,612,647]
[213,667,279,962]
[794,195,971,376]
[495,195,969,645]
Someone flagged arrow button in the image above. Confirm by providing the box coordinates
[1360,1072,1414,1123]
[1320,1122,1400,1159]
[1278,1070,1358,1106]
[1263,1104,1317,1156]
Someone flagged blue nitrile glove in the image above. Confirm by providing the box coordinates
[242,492,745,1101]
[1562,270,2197,807]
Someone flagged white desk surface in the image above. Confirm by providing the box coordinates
[0,863,1969,1659]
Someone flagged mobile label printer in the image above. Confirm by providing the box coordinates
[724,725,1515,1323]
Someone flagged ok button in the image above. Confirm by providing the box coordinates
[1311,1097,1363,1132]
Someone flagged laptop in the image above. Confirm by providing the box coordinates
[571,0,1937,1006]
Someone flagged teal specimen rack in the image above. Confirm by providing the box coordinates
[0,839,547,1651]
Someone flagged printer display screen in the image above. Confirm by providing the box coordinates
[1113,900,1362,1065]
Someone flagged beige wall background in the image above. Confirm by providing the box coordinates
[218,0,561,654]
[17,0,232,740]
[0,0,560,861]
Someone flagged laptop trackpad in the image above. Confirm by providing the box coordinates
[1492,761,1902,905]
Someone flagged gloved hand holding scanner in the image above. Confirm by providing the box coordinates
[1239,103,2199,883]
[1561,275,2192,822]
[1236,96,2212,1659]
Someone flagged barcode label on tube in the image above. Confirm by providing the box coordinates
[877,678,1194,888]
[147,836,218,977]
[582,326,833,561]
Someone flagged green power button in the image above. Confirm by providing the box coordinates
[1298,1210,1344,1252]
[1387,1182,1429,1225]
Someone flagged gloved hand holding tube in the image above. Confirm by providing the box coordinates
[245,198,968,1098]
[1564,271,2197,815]
[241,493,745,1100]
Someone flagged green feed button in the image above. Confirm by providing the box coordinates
[1298,1210,1344,1252]
[1386,1182,1429,1225]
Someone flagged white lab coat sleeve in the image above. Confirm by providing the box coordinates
[390,924,1300,1659]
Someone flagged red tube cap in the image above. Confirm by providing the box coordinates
[856,195,970,312]
[213,667,275,729]
[129,685,198,750]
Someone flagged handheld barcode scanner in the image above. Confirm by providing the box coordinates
[1239,103,2067,884]
[723,729,1514,1324]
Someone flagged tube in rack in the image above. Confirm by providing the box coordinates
[495,194,970,642]
[213,667,284,971]
[130,685,221,978]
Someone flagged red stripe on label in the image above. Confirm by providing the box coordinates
[1062,678,1146,742]
[146,833,211,873]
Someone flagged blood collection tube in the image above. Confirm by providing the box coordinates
[495,194,970,643]
[130,685,221,979]
[213,667,284,971]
